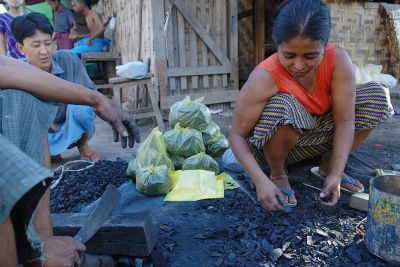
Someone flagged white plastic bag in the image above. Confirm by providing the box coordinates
[116,61,147,79]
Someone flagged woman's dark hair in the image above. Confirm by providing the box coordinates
[11,12,54,44]
[272,0,331,47]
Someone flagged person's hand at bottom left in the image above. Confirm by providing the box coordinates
[41,236,86,267]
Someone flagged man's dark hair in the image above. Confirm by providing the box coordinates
[76,0,94,8]
[272,0,331,47]
[11,12,54,44]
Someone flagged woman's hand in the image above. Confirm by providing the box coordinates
[319,175,341,207]
[255,177,285,212]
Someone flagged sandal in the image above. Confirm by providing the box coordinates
[270,175,297,207]
[279,188,297,207]
[310,167,364,194]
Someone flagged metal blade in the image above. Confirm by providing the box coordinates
[74,184,121,243]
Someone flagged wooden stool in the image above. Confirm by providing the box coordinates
[81,52,121,95]
[109,74,165,132]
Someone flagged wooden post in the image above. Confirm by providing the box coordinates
[254,0,265,66]
[151,0,168,108]
[230,0,239,90]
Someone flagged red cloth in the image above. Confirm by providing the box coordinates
[257,43,335,115]
[55,32,74,50]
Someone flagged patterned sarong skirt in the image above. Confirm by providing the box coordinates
[247,82,394,165]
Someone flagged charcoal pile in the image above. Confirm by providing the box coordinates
[155,173,394,267]
[50,160,131,213]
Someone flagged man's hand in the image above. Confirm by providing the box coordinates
[319,175,341,207]
[41,236,85,267]
[85,39,92,46]
[255,177,285,212]
[93,94,140,148]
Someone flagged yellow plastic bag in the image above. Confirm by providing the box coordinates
[164,170,224,201]
[221,172,240,190]
[127,127,174,179]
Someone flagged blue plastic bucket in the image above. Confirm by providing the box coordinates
[365,175,400,264]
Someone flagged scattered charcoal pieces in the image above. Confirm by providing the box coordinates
[50,160,130,213]
[155,172,393,267]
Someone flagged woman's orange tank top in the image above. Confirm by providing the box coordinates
[256,43,335,115]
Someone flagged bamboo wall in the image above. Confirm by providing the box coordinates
[326,1,391,73]
[100,0,154,66]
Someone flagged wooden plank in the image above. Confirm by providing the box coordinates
[166,0,176,92]
[177,7,188,91]
[210,0,219,88]
[81,52,120,61]
[151,0,168,100]
[254,0,265,65]
[238,9,253,19]
[199,0,209,89]
[145,80,165,132]
[160,89,239,109]
[189,0,198,90]
[52,212,158,256]
[220,0,228,87]
[173,0,231,67]
[166,66,231,77]
[113,86,122,107]
[109,74,153,84]
[230,0,239,89]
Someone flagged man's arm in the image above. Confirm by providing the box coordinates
[0,56,140,148]
[0,33,7,56]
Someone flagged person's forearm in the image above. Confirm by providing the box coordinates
[0,56,102,106]
[0,35,7,56]
[76,33,91,38]
[88,27,105,41]
[329,121,354,177]
[33,188,53,239]
[229,131,269,186]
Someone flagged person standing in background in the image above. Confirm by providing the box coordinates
[0,0,24,58]
[47,0,75,50]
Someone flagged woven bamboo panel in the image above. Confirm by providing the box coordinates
[327,1,390,73]
[101,0,154,65]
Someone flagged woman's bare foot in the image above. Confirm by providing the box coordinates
[270,174,297,205]
[318,167,364,193]
[78,142,100,162]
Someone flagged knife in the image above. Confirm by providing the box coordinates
[74,184,121,243]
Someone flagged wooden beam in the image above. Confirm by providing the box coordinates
[173,0,231,67]
[160,89,239,109]
[81,52,120,61]
[52,212,157,257]
[230,0,239,88]
[254,0,265,65]
[109,74,154,84]
[166,66,232,77]
[238,9,253,19]
[151,0,168,99]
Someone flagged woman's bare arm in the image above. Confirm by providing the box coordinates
[320,47,356,205]
[229,68,284,211]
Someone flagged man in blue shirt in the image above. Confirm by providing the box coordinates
[47,0,75,50]
[12,12,101,162]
